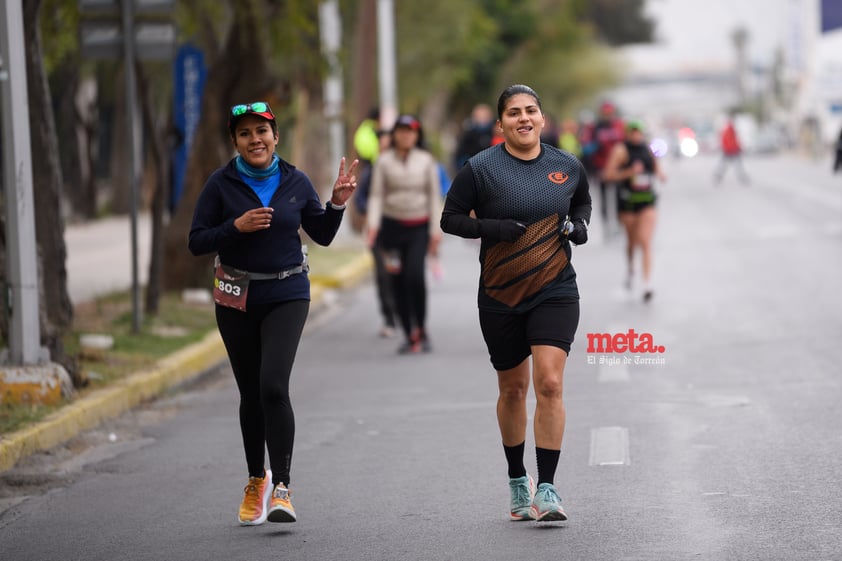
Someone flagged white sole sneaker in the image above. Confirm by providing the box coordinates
[509,474,536,521]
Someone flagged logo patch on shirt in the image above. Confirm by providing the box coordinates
[548,171,569,184]
[288,195,297,204]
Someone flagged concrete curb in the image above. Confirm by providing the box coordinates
[0,252,372,474]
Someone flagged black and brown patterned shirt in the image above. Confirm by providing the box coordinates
[441,143,591,312]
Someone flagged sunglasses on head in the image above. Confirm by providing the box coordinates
[230,102,272,117]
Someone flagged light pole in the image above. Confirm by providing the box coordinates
[377,0,397,130]
[0,0,47,365]
[121,0,142,333]
[79,0,177,333]
[0,0,72,405]
[731,26,749,108]
[319,0,346,195]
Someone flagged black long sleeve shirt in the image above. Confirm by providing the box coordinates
[189,157,344,305]
[441,143,591,312]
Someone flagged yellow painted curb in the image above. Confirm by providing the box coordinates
[0,330,226,474]
[309,252,373,288]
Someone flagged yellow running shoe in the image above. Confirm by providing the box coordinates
[267,483,297,523]
[238,470,272,525]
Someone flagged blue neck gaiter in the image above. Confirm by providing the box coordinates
[236,154,280,179]
[236,154,281,206]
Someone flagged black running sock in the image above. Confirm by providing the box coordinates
[536,447,560,486]
[503,441,527,479]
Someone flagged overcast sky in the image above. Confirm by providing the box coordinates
[623,0,796,75]
[607,0,842,140]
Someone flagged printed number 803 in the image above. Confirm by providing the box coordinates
[215,278,242,296]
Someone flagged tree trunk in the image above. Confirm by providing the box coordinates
[52,63,98,221]
[0,215,8,342]
[136,62,170,315]
[75,78,101,219]
[162,3,282,291]
[53,64,85,220]
[23,0,81,384]
[291,87,330,206]
[351,0,378,129]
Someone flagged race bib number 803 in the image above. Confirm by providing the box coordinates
[213,263,249,311]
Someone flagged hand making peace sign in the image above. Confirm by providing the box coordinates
[330,157,359,207]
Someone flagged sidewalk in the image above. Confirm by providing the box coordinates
[64,214,152,305]
[0,215,372,473]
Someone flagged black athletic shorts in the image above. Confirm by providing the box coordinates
[617,186,657,213]
[478,298,580,371]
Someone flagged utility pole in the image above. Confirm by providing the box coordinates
[122,0,142,333]
[319,0,346,200]
[0,0,72,404]
[79,0,176,333]
[731,26,749,108]
[0,0,46,365]
[377,0,398,131]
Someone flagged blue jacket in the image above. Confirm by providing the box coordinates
[188,157,344,305]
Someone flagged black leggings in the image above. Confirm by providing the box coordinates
[216,299,309,486]
[371,243,399,327]
[378,217,429,339]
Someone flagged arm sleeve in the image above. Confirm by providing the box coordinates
[569,163,593,225]
[302,204,344,246]
[300,177,344,246]
[187,176,245,256]
[428,156,443,236]
[439,163,482,239]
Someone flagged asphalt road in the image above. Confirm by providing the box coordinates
[1,152,841,560]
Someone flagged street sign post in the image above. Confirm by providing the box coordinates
[79,0,175,15]
[80,21,176,61]
[78,0,175,333]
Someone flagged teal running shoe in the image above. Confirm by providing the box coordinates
[508,474,535,521]
[530,482,568,522]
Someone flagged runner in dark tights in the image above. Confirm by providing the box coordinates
[366,115,442,354]
[189,101,358,525]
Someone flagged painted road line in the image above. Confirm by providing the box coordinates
[589,426,630,466]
